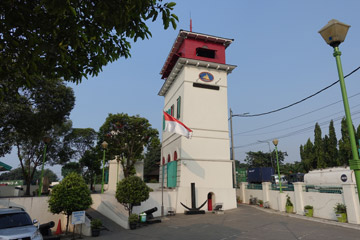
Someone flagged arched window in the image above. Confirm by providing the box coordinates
[167,154,171,163]
[162,157,165,165]
[174,151,178,161]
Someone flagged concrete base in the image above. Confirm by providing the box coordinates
[185,210,205,215]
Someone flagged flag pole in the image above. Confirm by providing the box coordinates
[161,162,164,217]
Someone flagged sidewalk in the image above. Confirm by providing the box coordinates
[245,203,360,231]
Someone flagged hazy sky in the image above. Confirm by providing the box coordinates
[3,0,360,177]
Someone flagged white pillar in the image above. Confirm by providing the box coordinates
[240,182,247,203]
[262,182,270,203]
[277,192,286,212]
[293,182,305,215]
[108,160,120,192]
[342,183,360,224]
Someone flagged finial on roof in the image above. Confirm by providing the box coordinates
[190,12,192,32]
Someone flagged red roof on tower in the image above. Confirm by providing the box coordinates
[160,30,234,79]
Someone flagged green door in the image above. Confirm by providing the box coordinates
[167,161,177,188]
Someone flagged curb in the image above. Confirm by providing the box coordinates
[243,204,360,231]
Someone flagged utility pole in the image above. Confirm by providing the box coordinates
[229,109,249,188]
[229,108,236,188]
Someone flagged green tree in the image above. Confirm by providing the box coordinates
[314,123,326,169]
[0,78,75,195]
[244,150,287,168]
[99,113,158,178]
[323,135,332,168]
[35,169,59,183]
[79,148,102,190]
[327,120,338,166]
[0,167,58,183]
[0,0,178,97]
[144,137,161,182]
[338,118,353,166]
[280,162,305,176]
[115,176,150,215]
[63,128,97,162]
[48,172,92,233]
[300,138,315,172]
[61,162,82,178]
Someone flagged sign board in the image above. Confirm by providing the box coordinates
[340,174,348,182]
[71,211,85,225]
[0,180,24,186]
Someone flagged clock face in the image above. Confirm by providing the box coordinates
[199,72,214,82]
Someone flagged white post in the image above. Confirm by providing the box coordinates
[262,182,270,203]
[342,183,360,224]
[293,182,305,215]
[277,192,286,212]
[240,182,247,203]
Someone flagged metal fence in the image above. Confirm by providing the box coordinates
[304,185,343,194]
[270,184,294,191]
[247,184,263,190]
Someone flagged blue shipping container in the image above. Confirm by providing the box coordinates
[247,167,275,183]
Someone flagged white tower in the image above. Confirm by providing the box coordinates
[159,30,237,212]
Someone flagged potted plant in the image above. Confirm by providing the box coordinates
[285,195,293,213]
[334,203,347,223]
[91,219,102,237]
[129,213,139,230]
[258,200,263,207]
[304,205,313,217]
[236,196,241,204]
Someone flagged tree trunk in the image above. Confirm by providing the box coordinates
[66,214,70,234]
[25,179,31,196]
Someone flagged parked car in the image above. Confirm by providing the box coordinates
[0,207,43,240]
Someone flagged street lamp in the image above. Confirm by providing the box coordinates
[272,139,283,193]
[101,141,108,194]
[319,19,360,201]
[229,109,249,188]
[38,136,51,196]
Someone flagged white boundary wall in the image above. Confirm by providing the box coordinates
[237,182,360,224]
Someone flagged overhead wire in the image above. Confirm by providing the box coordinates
[234,92,360,136]
[234,112,360,149]
[239,102,360,137]
[232,65,360,118]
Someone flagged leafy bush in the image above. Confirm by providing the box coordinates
[129,213,139,224]
[286,195,293,207]
[334,203,346,213]
[258,200,263,205]
[304,205,313,210]
[115,176,150,214]
[91,219,102,229]
[48,172,92,233]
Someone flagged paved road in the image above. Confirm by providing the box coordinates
[82,204,360,240]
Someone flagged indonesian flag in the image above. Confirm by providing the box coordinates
[164,111,193,139]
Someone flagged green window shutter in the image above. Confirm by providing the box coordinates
[163,115,165,130]
[177,96,181,119]
[167,161,177,188]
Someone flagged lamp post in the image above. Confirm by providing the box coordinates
[319,19,360,201]
[101,141,108,194]
[272,139,283,193]
[229,109,249,188]
[258,140,274,169]
[38,136,51,196]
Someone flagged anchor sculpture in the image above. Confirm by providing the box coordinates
[180,182,207,215]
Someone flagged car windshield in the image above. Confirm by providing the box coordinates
[0,212,33,229]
